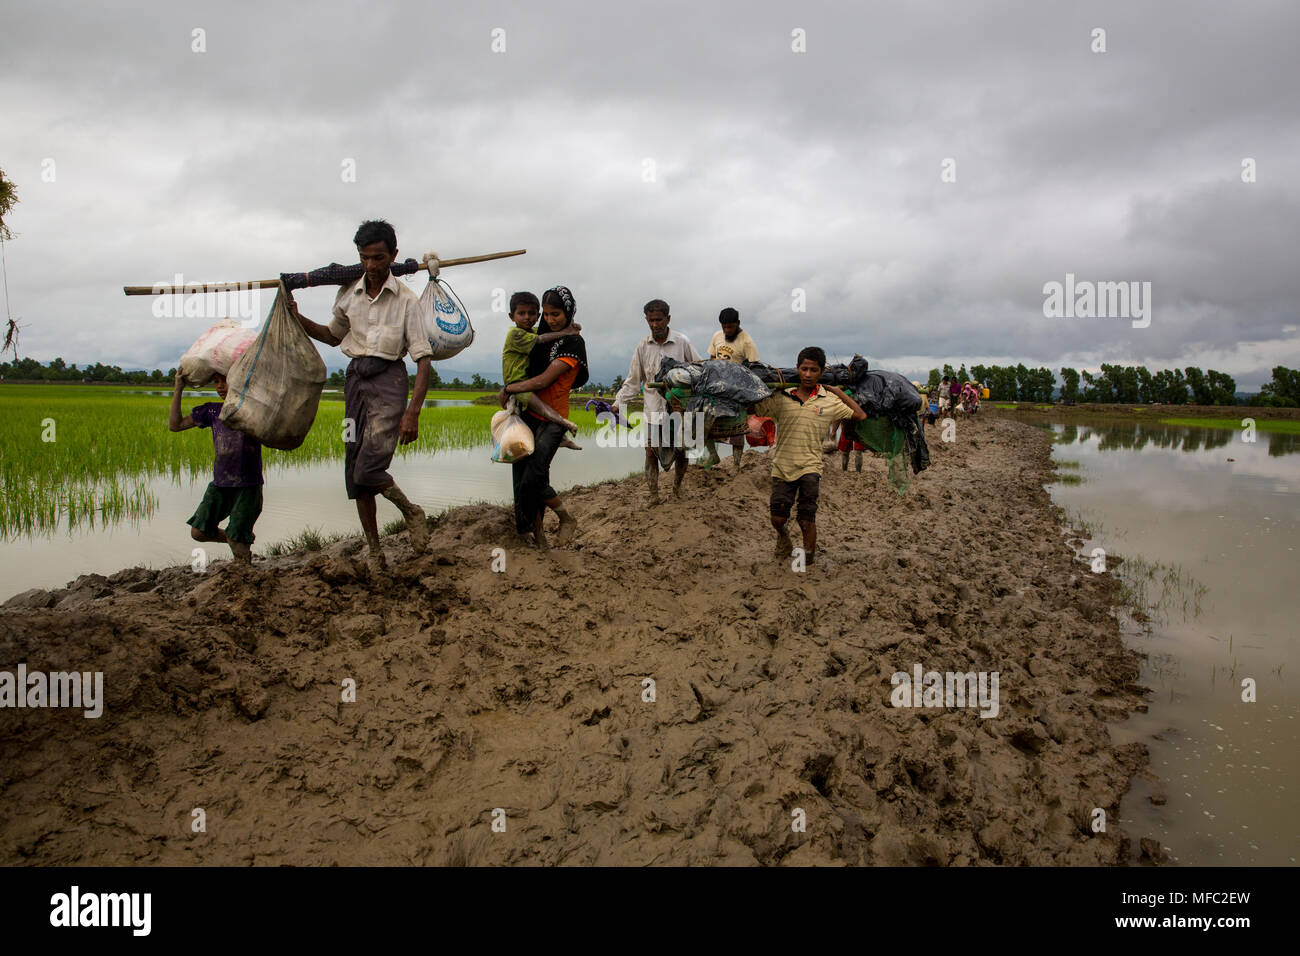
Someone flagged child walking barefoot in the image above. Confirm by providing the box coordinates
[749,348,867,568]
[170,371,262,564]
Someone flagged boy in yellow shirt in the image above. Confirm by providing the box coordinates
[749,347,866,567]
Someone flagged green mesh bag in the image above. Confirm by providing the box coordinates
[853,416,911,494]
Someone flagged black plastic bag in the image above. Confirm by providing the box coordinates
[743,360,858,386]
[656,357,770,418]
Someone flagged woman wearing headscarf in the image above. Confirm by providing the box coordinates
[499,285,589,550]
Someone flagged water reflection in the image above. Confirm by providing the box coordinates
[1053,422,1298,456]
[1047,422,1299,865]
[1,439,650,597]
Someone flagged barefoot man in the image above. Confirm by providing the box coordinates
[290,219,431,576]
[612,299,702,505]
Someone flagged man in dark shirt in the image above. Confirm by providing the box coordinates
[170,370,263,563]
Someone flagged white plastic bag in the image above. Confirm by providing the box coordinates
[220,284,326,450]
[178,320,259,387]
[490,400,534,463]
[420,276,475,360]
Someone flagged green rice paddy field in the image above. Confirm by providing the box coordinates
[0,384,604,537]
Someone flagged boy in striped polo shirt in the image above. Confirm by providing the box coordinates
[750,347,867,567]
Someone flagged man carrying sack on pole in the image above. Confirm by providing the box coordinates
[290,219,432,577]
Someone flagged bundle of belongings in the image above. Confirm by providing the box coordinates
[741,359,863,387]
[218,284,327,450]
[651,354,929,491]
[654,357,772,440]
[179,320,259,388]
[745,355,930,494]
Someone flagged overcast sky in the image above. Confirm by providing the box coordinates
[2,0,1298,389]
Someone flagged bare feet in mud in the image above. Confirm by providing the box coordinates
[774,533,794,559]
[554,514,578,545]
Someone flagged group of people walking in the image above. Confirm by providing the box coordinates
[494,294,870,564]
[173,218,876,570]
[924,375,981,425]
[499,295,765,548]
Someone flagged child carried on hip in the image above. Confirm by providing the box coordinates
[502,291,581,436]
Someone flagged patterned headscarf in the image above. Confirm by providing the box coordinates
[546,285,577,323]
[528,285,588,390]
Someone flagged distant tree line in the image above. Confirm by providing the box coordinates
[14,352,1292,407]
[0,356,621,394]
[0,356,175,384]
[925,362,1300,407]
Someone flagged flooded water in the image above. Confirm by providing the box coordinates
[1046,422,1299,865]
[1,440,648,597]
[117,389,473,408]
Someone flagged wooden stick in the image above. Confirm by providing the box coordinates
[646,381,792,393]
[123,248,526,295]
[436,249,526,268]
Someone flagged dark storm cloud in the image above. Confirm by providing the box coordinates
[1,0,1296,388]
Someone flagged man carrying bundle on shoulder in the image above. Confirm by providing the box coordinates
[289,219,432,577]
[613,299,702,505]
[705,306,761,474]
[749,347,867,569]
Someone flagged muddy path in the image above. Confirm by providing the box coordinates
[1,417,1148,865]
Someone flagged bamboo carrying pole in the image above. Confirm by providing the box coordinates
[646,381,795,393]
[122,249,526,296]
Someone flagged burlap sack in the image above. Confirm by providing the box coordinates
[220,283,326,450]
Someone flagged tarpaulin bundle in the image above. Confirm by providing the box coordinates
[655,357,771,419]
[847,368,923,420]
[844,366,930,489]
[279,259,425,291]
[743,356,868,387]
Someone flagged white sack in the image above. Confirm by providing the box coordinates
[420,277,475,360]
[178,320,259,387]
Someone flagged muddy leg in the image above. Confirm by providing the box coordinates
[380,483,428,555]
